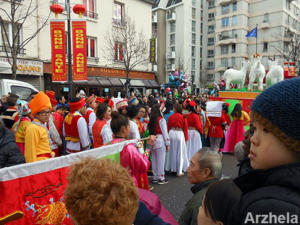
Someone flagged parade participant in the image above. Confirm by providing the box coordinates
[230,78,300,225]
[46,90,58,111]
[197,179,241,225]
[166,103,189,176]
[53,105,68,156]
[116,99,128,115]
[135,105,146,137]
[0,118,25,168]
[25,91,54,162]
[109,111,150,190]
[179,148,221,225]
[186,100,203,161]
[148,104,170,184]
[127,104,142,140]
[92,103,113,148]
[64,98,90,154]
[223,103,250,153]
[207,109,226,153]
[163,99,174,123]
[84,96,97,140]
[12,104,32,155]
[1,93,19,129]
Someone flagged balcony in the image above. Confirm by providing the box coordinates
[167,64,176,71]
[166,51,176,59]
[152,12,157,23]
[166,12,176,21]
[84,11,98,20]
[112,18,125,27]
[217,34,238,45]
[153,65,157,72]
[259,21,271,29]
[218,0,235,5]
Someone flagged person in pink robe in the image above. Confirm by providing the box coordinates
[109,111,150,190]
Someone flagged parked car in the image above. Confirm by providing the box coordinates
[0,79,39,101]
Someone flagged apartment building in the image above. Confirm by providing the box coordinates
[214,0,300,81]
[153,0,206,92]
[0,0,156,96]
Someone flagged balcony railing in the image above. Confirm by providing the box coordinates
[166,12,176,21]
[167,64,175,71]
[84,11,98,20]
[166,51,176,59]
[112,18,126,26]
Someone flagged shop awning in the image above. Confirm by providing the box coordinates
[73,77,100,85]
[109,78,123,86]
[97,77,111,86]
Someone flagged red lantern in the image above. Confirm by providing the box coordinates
[50,4,64,18]
[73,4,86,18]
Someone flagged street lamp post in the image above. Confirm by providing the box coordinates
[66,0,73,99]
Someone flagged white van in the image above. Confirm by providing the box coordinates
[0,79,39,101]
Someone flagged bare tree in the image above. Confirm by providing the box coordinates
[105,16,149,95]
[0,0,50,79]
[273,28,300,76]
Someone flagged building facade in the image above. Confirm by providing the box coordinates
[214,0,300,81]
[0,0,156,97]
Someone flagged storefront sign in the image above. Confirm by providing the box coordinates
[72,20,87,81]
[150,38,156,63]
[50,20,67,82]
[0,57,43,76]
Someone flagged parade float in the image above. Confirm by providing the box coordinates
[210,54,296,115]
[165,70,192,97]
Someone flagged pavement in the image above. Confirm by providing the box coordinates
[151,154,239,221]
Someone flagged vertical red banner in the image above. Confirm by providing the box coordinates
[72,20,88,81]
[50,21,67,82]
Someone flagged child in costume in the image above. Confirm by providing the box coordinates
[230,78,300,225]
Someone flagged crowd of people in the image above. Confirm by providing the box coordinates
[0,77,300,225]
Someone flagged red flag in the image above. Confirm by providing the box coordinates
[50,21,67,82]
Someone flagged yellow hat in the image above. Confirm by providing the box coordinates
[29,91,52,116]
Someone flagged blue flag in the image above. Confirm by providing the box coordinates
[246,27,257,38]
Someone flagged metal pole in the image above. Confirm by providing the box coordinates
[256,24,258,55]
[66,0,73,99]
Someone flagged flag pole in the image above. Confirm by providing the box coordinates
[256,24,258,55]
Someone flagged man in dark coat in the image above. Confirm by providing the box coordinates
[0,118,25,168]
[179,148,222,225]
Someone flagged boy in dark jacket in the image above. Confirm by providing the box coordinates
[231,78,300,225]
[0,118,25,168]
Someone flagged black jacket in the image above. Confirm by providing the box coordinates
[231,163,300,225]
[0,127,25,168]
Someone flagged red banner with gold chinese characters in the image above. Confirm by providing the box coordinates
[72,20,87,81]
[50,20,67,82]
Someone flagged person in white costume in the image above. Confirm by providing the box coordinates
[148,104,170,184]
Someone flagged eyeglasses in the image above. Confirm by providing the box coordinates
[38,111,51,116]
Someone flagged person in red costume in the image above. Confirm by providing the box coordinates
[185,100,203,161]
[92,103,112,148]
[109,111,151,190]
[208,111,227,152]
[84,96,97,141]
[166,103,189,176]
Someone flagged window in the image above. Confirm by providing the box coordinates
[200,48,202,57]
[114,42,123,61]
[208,0,215,9]
[222,4,230,14]
[201,23,203,33]
[232,44,236,53]
[0,22,23,53]
[232,16,237,26]
[232,57,236,67]
[87,37,97,58]
[232,29,237,38]
[192,0,196,7]
[208,50,214,58]
[192,46,196,57]
[263,42,268,52]
[192,33,196,44]
[208,37,214,46]
[113,2,124,25]
[284,42,289,51]
[207,61,214,69]
[200,35,203,45]
[192,21,196,32]
[221,58,228,67]
[233,2,237,11]
[11,86,34,101]
[170,34,175,45]
[192,59,196,70]
[222,17,229,27]
[171,46,175,52]
[221,45,229,54]
[83,0,97,19]
[208,25,215,34]
[286,0,291,10]
[263,13,269,22]
[208,13,215,21]
[192,8,196,20]
[170,22,176,33]
[207,74,214,81]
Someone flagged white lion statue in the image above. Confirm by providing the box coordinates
[266,59,284,88]
[224,60,249,90]
[248,55,266,91]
